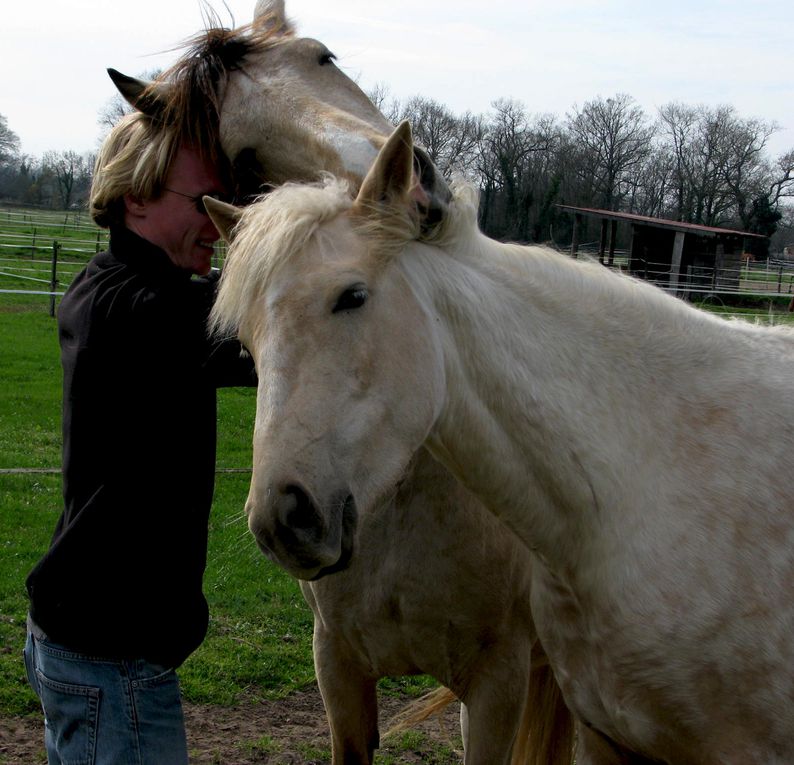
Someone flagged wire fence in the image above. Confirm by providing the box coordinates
[2,208,793,322]
[0,207,231,316]
[573,244,794,323]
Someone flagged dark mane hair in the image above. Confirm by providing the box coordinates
[144,12,291,164]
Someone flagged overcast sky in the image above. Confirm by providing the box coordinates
[3,0,792,160]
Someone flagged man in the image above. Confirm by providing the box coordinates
[24,111,256,764]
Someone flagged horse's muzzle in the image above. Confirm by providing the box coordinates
[247,484,357,580]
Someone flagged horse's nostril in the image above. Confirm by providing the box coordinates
[283,484,320,530]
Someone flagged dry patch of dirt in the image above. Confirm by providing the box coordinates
[0,685,461,764]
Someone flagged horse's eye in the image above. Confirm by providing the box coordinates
[332,285,368,313]
[319,49,336,66]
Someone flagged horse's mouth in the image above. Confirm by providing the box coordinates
[251,492,358,581]
[307,540,355,580]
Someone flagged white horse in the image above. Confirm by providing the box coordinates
[206,122,794,765]
[109,8,573,763]
[302,450,572,765]
[108,0,449,214]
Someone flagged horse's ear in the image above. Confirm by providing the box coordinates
[205,198,243,243]
[107,68,171,120]
[354,121,416,212]
[253,0,293,33]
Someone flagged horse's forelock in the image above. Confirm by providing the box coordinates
[211,178,482,340]
[211,179,353,338]
[150,15,293,162]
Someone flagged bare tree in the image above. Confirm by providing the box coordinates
[394,96,483,177]
[768,148,794,208]
[659,103,783,229]
[625,145,676,218]
[366,82,402,124]
[476,99,561,240]
[566,93,653,210]
[42,150,92,209]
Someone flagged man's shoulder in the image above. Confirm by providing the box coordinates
[61,252,167,333]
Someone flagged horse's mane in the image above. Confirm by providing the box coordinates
[211,174,490,336]
[144,13,293,161]
[214,169,794,356]
[211,178,354,337]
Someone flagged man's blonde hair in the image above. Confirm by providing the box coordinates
[89,113,181,228]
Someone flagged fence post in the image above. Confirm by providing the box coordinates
[31,227,37,259]
[49,241,60,318]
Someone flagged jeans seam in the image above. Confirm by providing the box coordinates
[124,669,144,765]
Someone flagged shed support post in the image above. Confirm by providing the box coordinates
[570,214,581,259]
[598,219,608,264]
[670,231,685,296]
[608,220,618,266]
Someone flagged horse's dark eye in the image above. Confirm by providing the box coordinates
[319,50,336,66]
[333,285,368,313]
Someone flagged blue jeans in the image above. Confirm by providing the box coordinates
[24,632,189,765]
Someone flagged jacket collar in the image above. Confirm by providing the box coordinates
[108,226,189,281]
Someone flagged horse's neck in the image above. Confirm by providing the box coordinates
[409,235,755,565]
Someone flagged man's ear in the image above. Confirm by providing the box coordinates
[123,193,147,217]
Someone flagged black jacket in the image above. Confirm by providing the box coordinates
[26,226,256,667]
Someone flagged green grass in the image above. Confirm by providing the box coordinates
[695,297,794,325]
[376,730,461,764]
[0,309,317,717]
[0,312,62,468]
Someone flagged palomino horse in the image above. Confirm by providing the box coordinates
[303,450,572,765]
[108,0,449,216]
[108,6,573,763]
[206,123,794,764]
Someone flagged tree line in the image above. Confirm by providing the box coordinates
[3,90,793,253]
[374,90,794,256]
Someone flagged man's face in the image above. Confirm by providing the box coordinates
[124,146,226,275]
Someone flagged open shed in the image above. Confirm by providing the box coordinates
[558,205,767,298]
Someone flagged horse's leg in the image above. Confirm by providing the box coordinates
[313,629,379,765]
[456,650,531,765]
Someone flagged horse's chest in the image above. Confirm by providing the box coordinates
[529,561,680,759]
[530,554,794,764]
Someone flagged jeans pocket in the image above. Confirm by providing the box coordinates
[132,666,184,730]
[36,669,100,765]
[130,665,188,764]
[134,663,176,689]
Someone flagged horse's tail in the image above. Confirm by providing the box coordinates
[383,646,575,764]
[382,686,457,739]
[511,641,576,765]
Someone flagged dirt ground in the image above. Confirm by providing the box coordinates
[0,685,462,764]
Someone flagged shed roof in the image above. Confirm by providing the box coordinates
[557,205,767,239]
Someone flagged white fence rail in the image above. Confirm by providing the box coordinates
[2,210,792,322]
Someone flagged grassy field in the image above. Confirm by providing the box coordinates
[0,310,323,717]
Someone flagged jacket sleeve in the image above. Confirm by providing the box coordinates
[195,270,258,388]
